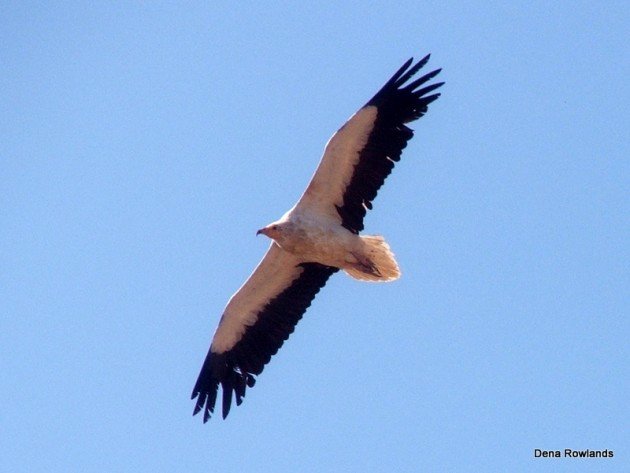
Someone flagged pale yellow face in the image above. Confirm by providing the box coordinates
[257,224,282,241]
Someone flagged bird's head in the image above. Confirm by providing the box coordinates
[256,222,284,241]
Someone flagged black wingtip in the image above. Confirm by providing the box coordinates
[414,82,445,98]
[403,68,442,92]
[423,93,442,105]
[191,390,211,422]
[221,382,233,419]
[367,54,442,108]
[394,60,424,88]
[385,57,414,90]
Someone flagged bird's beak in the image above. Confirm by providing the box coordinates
[256,228,266,237]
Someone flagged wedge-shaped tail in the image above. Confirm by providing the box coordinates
[344,235,401,282]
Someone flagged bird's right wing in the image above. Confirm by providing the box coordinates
[294,55,443,233]
[192,243,338,422]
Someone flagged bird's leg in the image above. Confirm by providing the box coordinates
[347,252,382,277]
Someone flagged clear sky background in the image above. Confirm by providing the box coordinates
[2,2,628,472]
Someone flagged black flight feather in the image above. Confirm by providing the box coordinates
[191,263,337,422]
[336,55,443,234]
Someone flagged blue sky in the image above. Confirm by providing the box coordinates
[2,2,628,472]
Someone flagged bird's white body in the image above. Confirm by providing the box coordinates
[263,206,400,282]
[267,210,360,268]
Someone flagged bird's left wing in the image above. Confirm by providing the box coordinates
[294,55,443,233]
[192,243,338,422]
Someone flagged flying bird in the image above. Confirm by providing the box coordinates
[192,55,443,422]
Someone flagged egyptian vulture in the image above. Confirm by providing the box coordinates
[192,55,443,422]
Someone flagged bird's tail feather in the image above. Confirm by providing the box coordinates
[344,235,400,282]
